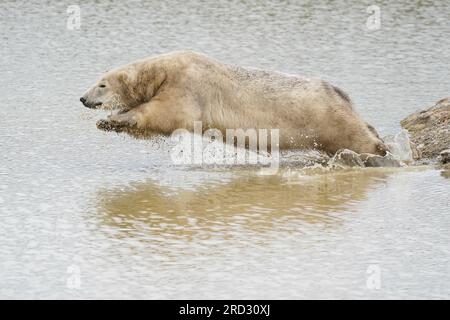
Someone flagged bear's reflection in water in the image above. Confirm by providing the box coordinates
[97,169,391,241]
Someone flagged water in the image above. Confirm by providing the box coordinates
[1,0,449,299]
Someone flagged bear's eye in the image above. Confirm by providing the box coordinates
[99,84,106,88]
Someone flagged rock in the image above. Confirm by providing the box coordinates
[329,149,364,167]
[328,149,403,168]
[360,153,401,167]
[440,149,450,164]
[409,141,422,160]
[401,98,450,160]
[441,169,450,179]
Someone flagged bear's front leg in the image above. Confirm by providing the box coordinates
[96,112,138,132]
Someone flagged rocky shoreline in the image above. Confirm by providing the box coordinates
[401,97,450,168]
[326,97,449,169]
[401,98,449,159]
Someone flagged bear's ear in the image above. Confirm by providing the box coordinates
[116,71,130,86]
[116,70,137,89]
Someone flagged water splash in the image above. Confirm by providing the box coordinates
[384,130,414,163]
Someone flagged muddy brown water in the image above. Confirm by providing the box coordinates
[0,0,449,298]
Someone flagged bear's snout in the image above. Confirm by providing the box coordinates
[80,97,101,109]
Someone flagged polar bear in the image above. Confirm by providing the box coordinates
[80,50,387,155]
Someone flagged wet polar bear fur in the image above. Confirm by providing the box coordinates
[81,50,387,155]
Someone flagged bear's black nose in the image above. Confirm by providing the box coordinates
[80,97,86,104]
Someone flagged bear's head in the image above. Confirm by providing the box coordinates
[80,67,139,113]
